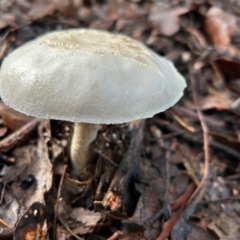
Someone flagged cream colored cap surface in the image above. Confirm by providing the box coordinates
[0,29,186,124]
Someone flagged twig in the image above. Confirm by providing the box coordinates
[171,183,195,211]
[225,174,240,181]
[163,146,171,213]
[67,177,90,186]
[146,147,172,227]
[0,154,15,165]
[71,162,98,204]
[152,119,240,161]
[156,206,183,240]
[159,130,185,140]
[0,30,9,46]
[181,155,200,186]
[94,149,119,167]
[188,74,210,203]
[0,183,5,204]
[172,106,224,128]
[53,165,67,240]
[170,110,196,133]
[58,217,84,240]
[0,217,11,228]
[162,140,178,208]
[85,221,112,228]
[156,182,195,240]
[201,196,240,205]
[107,230,123,240]
[106,212,129,221]
[0,118,40,152]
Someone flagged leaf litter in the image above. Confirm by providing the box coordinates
[1,0,240,239]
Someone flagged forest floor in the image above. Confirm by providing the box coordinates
[1,0,240,239]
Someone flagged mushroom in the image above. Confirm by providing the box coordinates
[0,29,186,176]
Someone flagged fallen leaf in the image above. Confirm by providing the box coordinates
[14,202,49,240]
[149,4,189,36]
[186,224,218,240]
[70,207,102,226]
[0,13,17,29]
[205,7,237,49]
[208,212,240,239]
[28,1,55,20]
[106,0,145,21]
[0,122,52,228]
[200,91,234,110]
[58,199,102,236]
[52,0,78,17]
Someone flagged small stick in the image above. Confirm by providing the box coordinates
[94,149,119,167]
[145,147,173,227]
[0,154,15,165]
[53,165,67,240]
[0,217,11,228]
[0,183,5,204]
[181,156,200,186]
[152,119,240,161]
[201,196,240,204]
[58,217,84,240]
[188,74,210,203]
[67,177,90,186]
[107,230,123,240]
[0,118,40,152]
[156,182,195,240]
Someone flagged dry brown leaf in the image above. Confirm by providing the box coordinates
[52,0,78,17]
[70,207,102,226]
[205,7,237,49]
[28,1,55,20]
[0,144,52,227]
[14,202,49,240]
[208,212,240,240]
[186,224,218,240]
[58,199,102,236]
[149,4,189,36]
[200,91,234,110]
[0,19,8,29]
[0,13,17,29]
[106,0,145,21]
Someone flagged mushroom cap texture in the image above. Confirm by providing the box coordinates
[0,29,186,124]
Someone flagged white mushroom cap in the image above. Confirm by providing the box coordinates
[0,29,186,124]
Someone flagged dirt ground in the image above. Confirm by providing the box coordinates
[1,0,240,239]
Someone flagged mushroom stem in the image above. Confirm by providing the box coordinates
[70,122,99,175]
